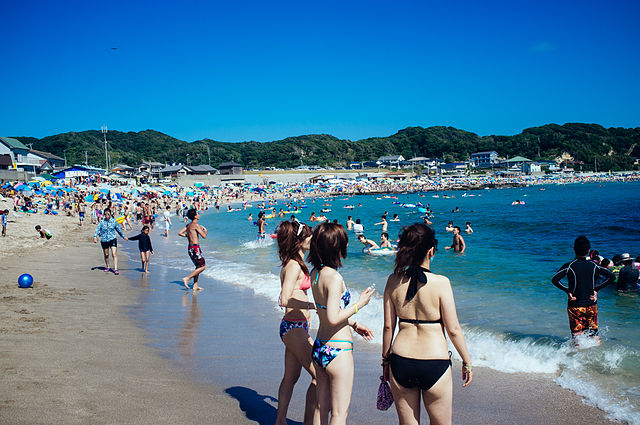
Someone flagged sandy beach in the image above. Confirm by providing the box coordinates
[0,208,622,424]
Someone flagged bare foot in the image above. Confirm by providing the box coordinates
[193,285,204,292]
[182,277,190,290]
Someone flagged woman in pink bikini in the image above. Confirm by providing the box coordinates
[276,219,318,425]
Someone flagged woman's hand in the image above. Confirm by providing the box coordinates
[462,362,473,387]
[352,322,374,341]
[357,285,376,309]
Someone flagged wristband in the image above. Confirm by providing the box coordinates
[354,304,359,314]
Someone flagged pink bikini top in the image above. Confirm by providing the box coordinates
[299,273,311,291]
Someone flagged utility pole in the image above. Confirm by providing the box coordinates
[85,151,88,166]
[64,150,68,167]
[101,125,109,172]
[205,144,211,166]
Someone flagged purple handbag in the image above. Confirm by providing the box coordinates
[376,376,394,410]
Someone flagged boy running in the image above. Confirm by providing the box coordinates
[178,209,208,291]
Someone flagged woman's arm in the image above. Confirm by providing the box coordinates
[325,271,374,327]
[440,277,473,387]
[279,262,314,311]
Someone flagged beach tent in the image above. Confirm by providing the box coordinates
[39,173,57,180]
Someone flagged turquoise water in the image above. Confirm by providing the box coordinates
[129,181,640,424]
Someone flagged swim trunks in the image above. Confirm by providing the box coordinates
[188,244,205,268]
[567,305,598,335]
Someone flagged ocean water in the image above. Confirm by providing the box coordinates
[128,181,640,424]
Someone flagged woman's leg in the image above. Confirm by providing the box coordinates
[389,369,421,425]
[315,365,331,425]
[139,251,146,270]
[422,367,453,425]
[276,347,302,425]
[282,329,319,425]
[111,246,118,270]
[325,350,354,425]
[103,248,110,269]
[144,251,151,272]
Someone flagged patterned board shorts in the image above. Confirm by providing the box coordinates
[188,244,206,268]
[567,305,598,335]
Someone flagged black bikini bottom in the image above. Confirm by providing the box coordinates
[390,353,451,390]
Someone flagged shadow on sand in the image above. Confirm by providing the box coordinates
[224,386,302,425]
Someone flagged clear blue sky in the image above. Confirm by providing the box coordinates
[3,0,639,142]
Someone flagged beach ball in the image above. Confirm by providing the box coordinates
[18,274,34,288]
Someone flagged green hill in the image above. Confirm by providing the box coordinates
[11,123,640,171]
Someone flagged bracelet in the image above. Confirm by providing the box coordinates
[463,362,473,373]
[351,321,358,329]
[354,304,359,314]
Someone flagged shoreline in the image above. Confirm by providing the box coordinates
[119,232,620,425]
[0,205,626,424]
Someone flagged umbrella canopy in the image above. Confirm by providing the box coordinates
[39,174,57,180]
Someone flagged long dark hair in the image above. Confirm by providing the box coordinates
[308,222,348,270]
[277,220,312,275]
[394,223,438,275]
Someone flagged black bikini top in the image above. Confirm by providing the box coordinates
[398,317,443,325]
[402,266,442,324]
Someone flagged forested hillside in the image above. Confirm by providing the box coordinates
[13,123,640,171]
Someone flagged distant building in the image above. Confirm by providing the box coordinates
[0,137,32,171]
[471,151,499,168]
[218,161,243,175]
[377,155,405,168]
[408,157,444,168]
[189,164,218,175]
[28,149,66,169]
[54,165,104,179]
[111,164,136,176]
[138,161,164,175]
[523,162,542,174]
[158,164,190,178]
[439,162,467,174]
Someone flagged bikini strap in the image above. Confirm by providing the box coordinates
[314,264,323,286]
[319,339,354,344]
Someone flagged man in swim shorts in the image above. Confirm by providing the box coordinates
[178,208,208,291]
[552,236,615,343]
[445,226,465,253]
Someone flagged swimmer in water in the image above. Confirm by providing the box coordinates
[374,215,388,233]
[445,226,466,253]
[465,222,474,234]
[445,221,454,232]
[346,216,354,230]
[357,234,380,253]
[379,232,393,248]
[390,214,400,222]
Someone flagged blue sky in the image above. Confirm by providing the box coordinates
[3,0,639,142]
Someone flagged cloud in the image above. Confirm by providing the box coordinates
[531,42,554,52]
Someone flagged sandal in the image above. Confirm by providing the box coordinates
[104,267,110,273]
[114,269,119,275]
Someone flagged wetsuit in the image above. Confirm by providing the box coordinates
[129,233,153,252]
[552,257,615,335]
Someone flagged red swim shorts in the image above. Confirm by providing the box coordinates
[567,305,598,335]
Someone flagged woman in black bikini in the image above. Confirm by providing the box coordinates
[382,223,472,425]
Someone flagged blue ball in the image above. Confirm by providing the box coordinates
[18,273,34,288]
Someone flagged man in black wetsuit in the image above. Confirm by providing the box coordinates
[551,235,615,342]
